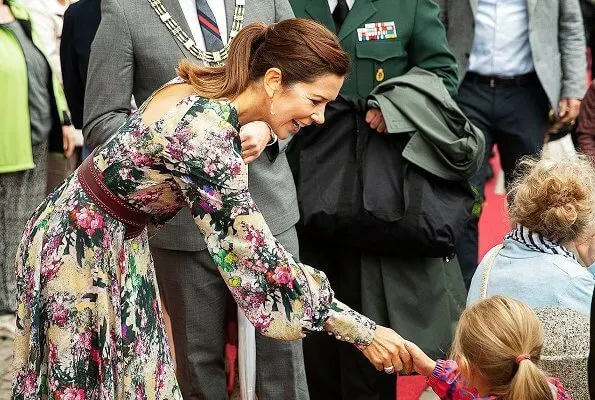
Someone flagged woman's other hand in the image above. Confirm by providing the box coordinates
[240,121,273,163]
[361,325,412,374]
[62,125,76,158]
[404,340,436,377]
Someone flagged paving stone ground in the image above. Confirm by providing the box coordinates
[0,336,13,400]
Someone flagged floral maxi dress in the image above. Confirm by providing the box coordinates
[12,84,376,399]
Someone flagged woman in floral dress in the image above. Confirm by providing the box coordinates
[11,19,412,399]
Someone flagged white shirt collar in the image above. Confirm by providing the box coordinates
[327,0,356,12]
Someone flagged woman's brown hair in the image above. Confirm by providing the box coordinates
[507,155,595,244]
[177,19,350,99]
[451,296,552,400]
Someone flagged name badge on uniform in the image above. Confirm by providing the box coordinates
[357,21,397,41]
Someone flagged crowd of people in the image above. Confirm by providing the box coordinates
[1,0,595,399]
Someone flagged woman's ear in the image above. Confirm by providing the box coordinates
[263,67,282,98]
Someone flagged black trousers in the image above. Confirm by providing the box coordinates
[454,73,550,288]
[300,236,397,400]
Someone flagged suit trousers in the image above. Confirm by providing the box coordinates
[454,73,550,288]
[153,227,309,400]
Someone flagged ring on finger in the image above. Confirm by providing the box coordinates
[383,365,395,374]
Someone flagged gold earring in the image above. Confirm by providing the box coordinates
[269,91,276,115]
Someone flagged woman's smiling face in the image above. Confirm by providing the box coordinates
[267,73,344,139]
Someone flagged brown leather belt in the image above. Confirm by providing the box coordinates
[77,154,150,239]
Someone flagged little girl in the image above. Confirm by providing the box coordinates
[405,296,569,400]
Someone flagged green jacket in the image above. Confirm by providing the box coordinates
[369,67,485,180]
[289,0,459,99]
[0,0,68,173]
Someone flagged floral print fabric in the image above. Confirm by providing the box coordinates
[12,79,376,399]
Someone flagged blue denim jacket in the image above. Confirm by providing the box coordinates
[468,235,595,316]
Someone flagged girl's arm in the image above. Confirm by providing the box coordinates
[406,342,477,400]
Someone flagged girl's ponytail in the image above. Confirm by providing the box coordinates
[452,297,557,400]
[506,358,553,400]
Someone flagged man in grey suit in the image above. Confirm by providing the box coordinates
[83,0,308,399]
[438,0,587,288]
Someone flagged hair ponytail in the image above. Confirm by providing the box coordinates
[177,19,349,100]
[505,359,552,400]
[452,296,558,400]
[177,23,268,99]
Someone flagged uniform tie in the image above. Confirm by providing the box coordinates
[195,0,224,51]
[333,0,349,31]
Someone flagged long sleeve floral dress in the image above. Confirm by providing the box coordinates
[12,79,377,400]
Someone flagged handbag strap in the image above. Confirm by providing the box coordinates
[480,244,503,299]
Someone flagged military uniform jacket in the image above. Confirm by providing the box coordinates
[290,0,459,99]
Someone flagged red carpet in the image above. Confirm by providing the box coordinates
[477,152,510,257]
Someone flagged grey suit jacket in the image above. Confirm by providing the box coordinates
[438,0,586,109]
[83,0,298,251]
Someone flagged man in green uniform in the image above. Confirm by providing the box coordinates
[289,0,464,399]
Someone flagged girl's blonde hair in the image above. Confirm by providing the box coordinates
[507,155,595,244]
[451,296,552,400]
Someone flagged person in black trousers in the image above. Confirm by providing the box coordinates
[60,0,101,130]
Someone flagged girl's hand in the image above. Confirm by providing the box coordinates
[404,341,436,377]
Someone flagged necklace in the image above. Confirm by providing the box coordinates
[148,0,245,65]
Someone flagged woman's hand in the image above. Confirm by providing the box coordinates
[361,325,412,374]
[240,121,273,163]
[404,341,436,377]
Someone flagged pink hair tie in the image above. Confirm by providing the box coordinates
[516,354,531,364]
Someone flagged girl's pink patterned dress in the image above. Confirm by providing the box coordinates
[428,359,571,400]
